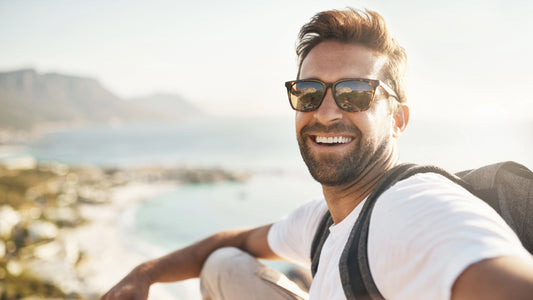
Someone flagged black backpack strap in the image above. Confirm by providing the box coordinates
[339,163,418,300]
[310,210,333,277]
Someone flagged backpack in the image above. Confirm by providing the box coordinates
[310,161,533,300]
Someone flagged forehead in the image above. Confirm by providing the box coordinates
[300,41,386,81]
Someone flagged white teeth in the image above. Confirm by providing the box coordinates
[315,136,353,144]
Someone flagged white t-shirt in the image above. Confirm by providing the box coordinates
[268,173,532,300]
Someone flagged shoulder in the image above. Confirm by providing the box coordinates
[267,198,327,267]
[372,172,522,248]
[368,172,529,300]
[270,198,328,238]
[387,171,469,196]
[376,172,493,217]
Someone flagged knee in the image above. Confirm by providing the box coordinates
[200,246,259,292]
[208,247,243,262]
[202,247,247,275]
[204,247,242,267]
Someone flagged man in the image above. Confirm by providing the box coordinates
[102,8,533,300]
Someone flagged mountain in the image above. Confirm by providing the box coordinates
[128,93,205,120]
[0,69,202,130]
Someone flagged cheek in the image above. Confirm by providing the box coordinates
[295,112,309,135]
[354,108,393,140]
[373,117,395,140]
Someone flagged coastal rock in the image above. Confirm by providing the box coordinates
[33,238,80,266]
[56,192,78,207]
[177,167,251,183]
[44,207,82,227]
[0,205,21,238]
[7,260,23,276]
[0,240,6,258]
[1,155,37,170]
[38,162,70,176]
[33,241,62,261]
[28,259,84,297]
[25,236,85,297]
[28,220,59,242]
[77,186,109,204]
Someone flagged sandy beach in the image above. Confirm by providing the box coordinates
[67,181,201,299]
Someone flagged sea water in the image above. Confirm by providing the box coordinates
[24,115,533,298]
[25,116,303,170]
[26,115,533,172]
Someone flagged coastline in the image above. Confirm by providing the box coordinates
[0,159,249,299]
[70,181,183,299]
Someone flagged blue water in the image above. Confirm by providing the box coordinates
[26,116,306,171]
[26,115,533,172]
[135,173,322,250]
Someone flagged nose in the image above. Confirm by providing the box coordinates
[313,88,343,124]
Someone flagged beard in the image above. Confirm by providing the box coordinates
[298,121,390,186]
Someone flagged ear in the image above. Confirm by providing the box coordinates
[392,104,409,138]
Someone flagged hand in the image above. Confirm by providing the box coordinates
[101,266,152,300]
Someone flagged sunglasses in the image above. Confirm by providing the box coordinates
[284,78,398,112]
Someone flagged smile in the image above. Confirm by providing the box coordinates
[314,136,354,145]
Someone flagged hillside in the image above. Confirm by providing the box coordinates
[0,69,202,130]
[128,93,205,120]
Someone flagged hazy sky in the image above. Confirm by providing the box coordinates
[1,0,532,119]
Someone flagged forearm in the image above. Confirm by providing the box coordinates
[102,224,276,299]
[452,256,533,300]
[135,225,276,284]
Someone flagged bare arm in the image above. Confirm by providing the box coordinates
[451,256,533,300]
[101,223,278,300]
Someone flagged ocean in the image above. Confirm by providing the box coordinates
[22,114,533,298]
[25,115,533,173]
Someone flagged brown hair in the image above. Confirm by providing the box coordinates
[296,8,408,104]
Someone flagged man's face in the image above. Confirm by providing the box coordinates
[296,41,396,186]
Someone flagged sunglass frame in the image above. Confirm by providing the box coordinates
[284,78,398,112]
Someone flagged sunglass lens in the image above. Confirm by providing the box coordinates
[289,81,324,112]
[334,80,373,112]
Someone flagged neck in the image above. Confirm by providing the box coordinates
[322,152,400,224]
